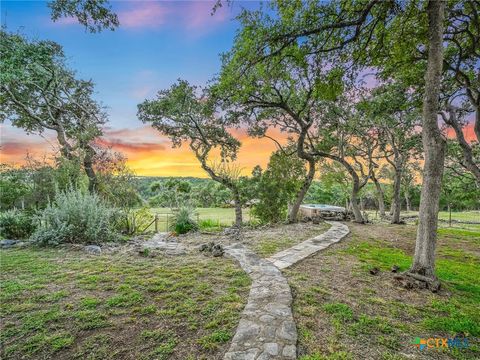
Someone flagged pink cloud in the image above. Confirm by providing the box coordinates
[48,1,229,33]
[117,2,169,28]
[184,1,228,31]
[129,70,158,99]
[55,16,78,25]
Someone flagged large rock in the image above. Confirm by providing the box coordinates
[0,239,18,248]
[84,245,102,255]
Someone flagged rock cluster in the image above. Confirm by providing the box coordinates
[199,242,224,257]
[135,233,186,257]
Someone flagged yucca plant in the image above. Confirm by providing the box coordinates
[170,206,198,234]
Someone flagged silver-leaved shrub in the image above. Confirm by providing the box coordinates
[31,188,118,246]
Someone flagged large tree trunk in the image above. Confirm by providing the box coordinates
[372,175,386,218]
[83,144,98,193]
[350,175,364,223]
[391,167,403,224]
[409,0,445,284]
[288,158,315,223]
[56,130,74,160]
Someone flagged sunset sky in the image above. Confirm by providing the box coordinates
[1,0,282,177]
[0,1,476,177]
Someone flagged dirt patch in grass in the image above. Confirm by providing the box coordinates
[0,248,251,360]
[285,222,479,360]
[180,221,330,257]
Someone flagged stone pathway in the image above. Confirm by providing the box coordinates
[266,221,350,270]
[224,221,350,360]
[136,232,186,255]
[223,244,297,360]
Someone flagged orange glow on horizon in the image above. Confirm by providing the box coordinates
[1,122,477,177]
[0,125,288,177]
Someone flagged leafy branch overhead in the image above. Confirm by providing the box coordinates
[48,0,119,33]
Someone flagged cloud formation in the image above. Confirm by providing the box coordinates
[2,122,477,177]
[50,1,229,32]
[117,2,169,28]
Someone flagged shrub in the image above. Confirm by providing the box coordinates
[0,209,36,239]
[198,219,222,231]
[31,188,118,246]
[170,206,198,234]
[115,207,154,235]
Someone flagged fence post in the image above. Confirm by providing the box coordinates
[166,214,169,232]
[155,214,158,233]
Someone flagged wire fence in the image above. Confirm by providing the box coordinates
[144,209,252,232]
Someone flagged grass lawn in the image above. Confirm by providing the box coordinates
[286,223,480,360]
[367,210,480,223]
[252,222,331,258]
[149,208,252,231]
[437,210,479,222]
[0,249,250,359]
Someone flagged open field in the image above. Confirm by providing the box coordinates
[0,250,250,359]
[149,208,252,232]
[286,223,480,360]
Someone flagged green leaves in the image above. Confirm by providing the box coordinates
[1,30,106,146]
[137,79,240,162]
[48,0,119,33]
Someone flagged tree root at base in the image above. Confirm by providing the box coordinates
[393,272,441,293]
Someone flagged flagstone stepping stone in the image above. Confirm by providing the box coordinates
[266,221,350,270]
[136,232,186,255]
[223,244,297,360]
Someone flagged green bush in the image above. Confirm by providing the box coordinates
[198,219,222,231]
[31,188,118,246]
[0,209,36,239]
[170,206,198,234]
[115,207,154,235]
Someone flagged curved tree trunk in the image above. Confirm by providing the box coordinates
[372,175,386,218]
[350,181,364,223]
[444,105,480,182]
[391,167,403,224]
[409,0,445,285]
[196,150,243,227]
[288,158,315,223]
[56,129,74,160]
[343,161,364,223]
[83,144,98,193]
